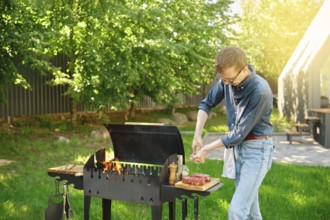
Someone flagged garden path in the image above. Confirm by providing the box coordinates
[203,132,330,167]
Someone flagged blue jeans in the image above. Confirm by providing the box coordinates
[228,138,274,220]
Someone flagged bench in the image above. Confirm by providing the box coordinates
[295,123,309,134]
[286,131,302,144]
[305,116,321,135]
[305,116,320,122]
[286,116,321,144]
[287,122,310,144]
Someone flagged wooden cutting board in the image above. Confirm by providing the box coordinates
[48,164,84,175]
[175,178,220,191]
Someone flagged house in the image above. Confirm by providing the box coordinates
[278,0,330,123]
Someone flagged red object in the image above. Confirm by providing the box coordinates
[245,135,272,140]
[191,173,211,182]
[182,176,192,184]
[182,176,205,186]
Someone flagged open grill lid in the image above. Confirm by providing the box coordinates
[104,124,185,165]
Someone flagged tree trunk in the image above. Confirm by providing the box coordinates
[171,107,176,115]
[165,105,176,115]
[129,102,136,118]
[98,110,103,120]
[70,98,77,127]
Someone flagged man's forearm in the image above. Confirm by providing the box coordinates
[193,109,209,138]
[202,139,224,153]
[192,139,224,163]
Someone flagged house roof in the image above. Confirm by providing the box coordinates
[279,0,330,79]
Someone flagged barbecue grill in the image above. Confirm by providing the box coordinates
[47,123,223,220]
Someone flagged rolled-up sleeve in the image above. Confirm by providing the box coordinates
[198,81,225,115]
[221,92,272,148]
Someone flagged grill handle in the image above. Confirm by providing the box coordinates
[84,148,106,169]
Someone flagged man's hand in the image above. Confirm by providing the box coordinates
[192,147,207,164]
[192,139,225,164]
[192,136,203,155]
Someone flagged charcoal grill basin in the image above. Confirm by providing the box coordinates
[47,166,223,220]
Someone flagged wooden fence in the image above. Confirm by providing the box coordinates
[0,70,212,117]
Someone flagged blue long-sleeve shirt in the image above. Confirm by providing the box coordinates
[198,65,273,148]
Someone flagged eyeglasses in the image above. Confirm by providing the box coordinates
[218,66,246,84]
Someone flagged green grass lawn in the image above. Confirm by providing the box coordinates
[0,109,329,219]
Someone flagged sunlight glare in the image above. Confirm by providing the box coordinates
[292,193,307,206]
[74,155,90,164]
[280,0,330,77]
[3,201,15,217]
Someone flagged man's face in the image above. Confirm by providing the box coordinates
[218,66,246,86]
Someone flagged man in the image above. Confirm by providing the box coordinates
[192,46,274,220]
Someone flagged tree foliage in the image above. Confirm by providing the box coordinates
[235,0,323,92]
[1,0,236,115]
[0,0,50,102]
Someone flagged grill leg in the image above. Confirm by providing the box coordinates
[168,201,176,220]
[181,198,187,220]
[151,205,162,220]
[102,199,111,220]
[194,196,199,220]
[84,196,91,220]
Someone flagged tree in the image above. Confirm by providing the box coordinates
[1,0,236,122]
[45,0,235,117]
[234,0,323,93]
[0,0,51,103]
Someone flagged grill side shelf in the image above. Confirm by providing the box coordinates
[47,165,84,190]
[160,182,224,202]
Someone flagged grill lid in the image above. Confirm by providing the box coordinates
[104,124,185,165]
